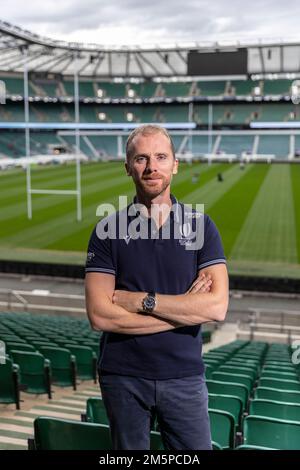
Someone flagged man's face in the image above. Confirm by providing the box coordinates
[125,132,178,198]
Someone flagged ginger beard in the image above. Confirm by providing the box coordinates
[134,171,171,199]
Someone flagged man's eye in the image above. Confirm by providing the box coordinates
[157,155,167,160]
[136,157,146,162]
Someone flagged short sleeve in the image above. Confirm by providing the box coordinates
[197,214,226,270]
[85,224,115,275]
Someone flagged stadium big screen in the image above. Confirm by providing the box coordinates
[187,48,248,75]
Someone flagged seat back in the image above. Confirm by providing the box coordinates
[255,386,300,404]
[39,346,76,387]
[208,393,243,428]
[243,415,300,450]
[39,347,71,369]
[86,397,109,425]
[260,370,298,381]
[259,377,300,391]
[209,409,235,449]
[10,350,45,374]
[33,417,112,450]
[211,372,252,391]
[206,380,248,409]
[64,345,95,380]
[249,398,300,421]
[218,365,256,381]
[10,350,50,395]
[0,357,19,406]
[6,342,36,353]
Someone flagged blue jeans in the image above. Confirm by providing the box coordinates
[99,373,212,450]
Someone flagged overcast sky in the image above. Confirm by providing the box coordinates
[3,0,300,46]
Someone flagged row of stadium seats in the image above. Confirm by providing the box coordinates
[25,339,300,450]
[0,312,101,406]
[1,76,296,98]
[1,131,298,159]
[203,340,300,449]
[2,329,300,449]
[0,311,212,408]
[1,103,300,123]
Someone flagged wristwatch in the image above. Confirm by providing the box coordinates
[142,292,157,314]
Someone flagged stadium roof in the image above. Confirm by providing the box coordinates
[1,19,300,77]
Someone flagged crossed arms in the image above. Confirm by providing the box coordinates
[85,263,229,335]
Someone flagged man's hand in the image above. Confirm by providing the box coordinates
[112,274,212,313]
[185,273,212,294]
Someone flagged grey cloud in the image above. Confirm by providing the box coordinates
[3,0,300,44]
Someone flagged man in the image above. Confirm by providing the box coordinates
[85,124,228,450]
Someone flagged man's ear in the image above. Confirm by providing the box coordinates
[172,158,179,175]
[125,161,131,176]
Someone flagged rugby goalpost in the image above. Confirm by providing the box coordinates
[22,48,82,221]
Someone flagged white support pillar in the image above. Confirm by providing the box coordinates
[117,135,123,158]
[289,134,295,160]
[252,135,259,156]
[24,47,32,220]
[188,102,194,154]
[208,103,213,165]
[74,70,82,221]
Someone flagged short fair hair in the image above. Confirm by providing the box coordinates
[126,125,176,162]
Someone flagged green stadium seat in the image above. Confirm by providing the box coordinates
[1,335,25,343]
[81,341,99,355]
[30,417,112,450]
[236,444,276,450]
[209,409,235,449]
[264,360,293,368]
[30,341,57,349]
[0,357,20,409]
[249,398,300,421]
[211,372,253,392]
[260,369,299,381]
[206,380,248,409]
[218,365,257,381]
[243,415,300,450]
[205,364,214,379]
[255,386,300,404]
[64,345,97,382]
[5,342,36,353]
[259,377,300,391]
[208,393,243,429]
[203,358,223,369]
[212,441,223,450]
[39,346,77,390]
[82,397,109,425]
[233,353,262,363]
[227,358,259,370]
[29,415,164,450]
[10,350,52,398]
[203,351,228,360]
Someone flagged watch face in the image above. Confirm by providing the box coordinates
[143,294,156,312]
[145,296,155,309]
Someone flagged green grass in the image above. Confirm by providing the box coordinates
[208,164,269,256]
[0,161,300,278]
[291,164,300,263]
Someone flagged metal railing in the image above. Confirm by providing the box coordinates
[0,288,86,315]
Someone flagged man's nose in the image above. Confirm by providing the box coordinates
[145,157,157,173]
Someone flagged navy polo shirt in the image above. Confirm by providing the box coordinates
[85,194,226,379]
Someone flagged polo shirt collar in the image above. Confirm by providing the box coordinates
[131,194,180,221]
